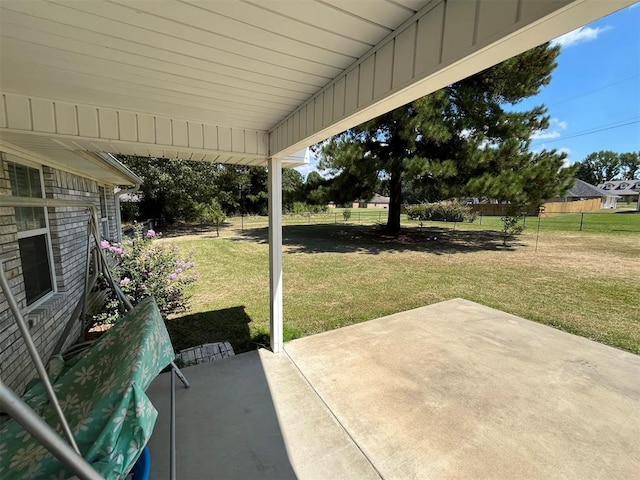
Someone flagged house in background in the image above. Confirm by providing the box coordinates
[549,178,619,209]
[598,180,640,204]
[0,149,141,395]
[354,193,391,209]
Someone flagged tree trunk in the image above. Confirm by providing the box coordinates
[386,169,402,233]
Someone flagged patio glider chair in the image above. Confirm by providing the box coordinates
[0,195,188,479]
[0,297,182,479]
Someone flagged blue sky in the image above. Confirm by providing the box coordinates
[296,3,640,177]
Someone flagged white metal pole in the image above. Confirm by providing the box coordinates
[0,256,81,454]
[268,158,284,353]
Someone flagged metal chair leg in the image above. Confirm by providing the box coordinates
[170,361,190,388]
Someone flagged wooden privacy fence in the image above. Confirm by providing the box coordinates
[542,198,602,214]
[468,198,603,216]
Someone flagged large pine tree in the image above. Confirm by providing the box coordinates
[317,43,575,233]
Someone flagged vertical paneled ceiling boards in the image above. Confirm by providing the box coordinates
[0,0,634,168]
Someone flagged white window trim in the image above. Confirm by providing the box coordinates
[98,185,110,240]
[6,156,58,311]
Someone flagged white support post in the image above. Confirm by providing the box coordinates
[268,157,284,353]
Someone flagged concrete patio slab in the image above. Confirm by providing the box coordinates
[147,298,640,479]
[147,347,379,479]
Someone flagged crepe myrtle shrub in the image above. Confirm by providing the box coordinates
[91,224,196,326]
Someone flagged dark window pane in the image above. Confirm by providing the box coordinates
[18,235,53,305]
[8,162,42,198]
[98,186,107,218]
[29,167,43,197]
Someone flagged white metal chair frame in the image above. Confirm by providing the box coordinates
[0,195,189,480]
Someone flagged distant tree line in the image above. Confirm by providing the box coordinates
[118,156,325,226]
[574,151,640,185]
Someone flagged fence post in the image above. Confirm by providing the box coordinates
[523,213,526,227]
[479,212,483,225]
[359,212,361,224]
[378,211,381,223]
[308,212,311,225]
[580,212,584,231]
[535,213,542,253]
[335,212,337,224]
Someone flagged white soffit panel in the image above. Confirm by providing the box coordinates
[0,0,634,167]
[269,0,637,158]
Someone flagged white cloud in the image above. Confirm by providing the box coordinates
[532,130,561,140]
[551,118,568,130]
[532,118,568,140]
[558,147,571,155]
[552,25,612,48]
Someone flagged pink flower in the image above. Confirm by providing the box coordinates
[146,229,156,239]
[100,240,110,249]
[169,273,178,280]
[120,278,130,287]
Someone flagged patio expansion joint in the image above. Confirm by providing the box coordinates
[283,347,385,480]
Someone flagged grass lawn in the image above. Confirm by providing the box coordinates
[163,211,640,355]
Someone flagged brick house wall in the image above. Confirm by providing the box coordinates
[0,151,119,395]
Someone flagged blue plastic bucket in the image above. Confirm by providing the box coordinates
[131,446,151,480]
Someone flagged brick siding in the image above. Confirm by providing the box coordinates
[0,152,119,394]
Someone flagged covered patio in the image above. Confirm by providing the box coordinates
[147,299,640,479]
[1,1,638,478]
[1,0,634,353]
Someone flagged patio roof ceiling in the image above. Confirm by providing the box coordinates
[0,0,633,168]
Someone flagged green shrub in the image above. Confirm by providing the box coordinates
[196,199,226,236]
[342,208,352,222]
[92,225,196,326]
[406,200,476,223]
[500,202,526,246]
[287,202,328,214]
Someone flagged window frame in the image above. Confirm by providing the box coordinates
[7,157,57,310]
[98,185,110,240]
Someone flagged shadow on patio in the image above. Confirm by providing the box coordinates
[167,305,261,354]
[147,299,640,479]
[236,224,523,255]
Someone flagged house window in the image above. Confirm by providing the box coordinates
[8,161,55,306]
[98,186,109,239]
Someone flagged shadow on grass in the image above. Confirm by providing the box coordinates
[236,223,522,255]
[166,305,266,354]
[160,222,227,238]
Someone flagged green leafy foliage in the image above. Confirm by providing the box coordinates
[196,199,226,237]
[91,225,196,327]
[405,200,476,223]
[575,151,639,184]
[500,202,526,246]
[119,157,271,224]
[287,202,328,214]
[315,43,574,233]
[342,208,352,222]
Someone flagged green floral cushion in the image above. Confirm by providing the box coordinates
[0,297,175,479]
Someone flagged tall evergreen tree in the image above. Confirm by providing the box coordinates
[317,43,574,233]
